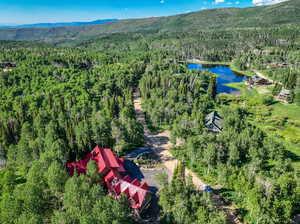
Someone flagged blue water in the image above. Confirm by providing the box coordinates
[188,63,247,94]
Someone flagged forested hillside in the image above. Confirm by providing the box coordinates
[0,0,299,42]
[83,24,300,102]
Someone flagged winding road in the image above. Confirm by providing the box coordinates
[133,88,241,224]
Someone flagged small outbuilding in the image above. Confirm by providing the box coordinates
[187,56,206,61]
[277,89,291,102]
[1,62,16,72]
[0,62,16,69]
[205,111,223,133]
[248,75,269,85]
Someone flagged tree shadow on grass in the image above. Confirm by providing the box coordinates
[266,100,280,106]
[214,187,234,195]
[285,150,300,163]
[214,187,236,205]
[235,208,248,220]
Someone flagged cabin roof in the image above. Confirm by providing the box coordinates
[205,111,223,133]
[0,61,16,68]
[112,176,150,209]
[93,145,124,173]
[67,146,150,210]
[279,89,291,95]
[66,146,125,176]
[251,75,263,82]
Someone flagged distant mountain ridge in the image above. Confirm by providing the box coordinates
[0,19,118,28]
[0,0,299,42]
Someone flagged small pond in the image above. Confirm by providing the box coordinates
[188,63,247,94]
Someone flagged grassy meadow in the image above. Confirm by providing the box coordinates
[226,82,300,169]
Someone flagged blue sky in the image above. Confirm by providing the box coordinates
[0,0,288,24]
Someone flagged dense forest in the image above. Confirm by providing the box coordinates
[1,1,300,223]
[139,56,300,223]
[0,44,226,223]
[158,162,227,224]
[0,47,147,223]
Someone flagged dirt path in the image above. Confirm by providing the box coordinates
[134,90,201,184]
[253,70,269,80]
[133,88,241,224]
[253,70,281,85]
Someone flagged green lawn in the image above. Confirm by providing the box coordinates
[229,64,255,77]
[186,60,230,65]
[271,103,300,120]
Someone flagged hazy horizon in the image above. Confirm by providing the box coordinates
[0,0,288,25]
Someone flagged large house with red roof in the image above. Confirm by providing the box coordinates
[67,145,151,211]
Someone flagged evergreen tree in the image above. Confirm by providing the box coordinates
[272,83,282,96]
[207,76,217,100]
[46,161,68,195]
[295,78,300,106]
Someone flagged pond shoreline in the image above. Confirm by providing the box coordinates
[187,62,247,95]
[187,59,253,77]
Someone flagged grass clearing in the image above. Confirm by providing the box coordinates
[186,59,230,65]
[229,64,255,77]
[225,82,300,169]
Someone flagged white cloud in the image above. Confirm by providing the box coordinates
[252,0,288,6]
[160,0,165,3]
[235,1,240,4]
[214,0,225,4]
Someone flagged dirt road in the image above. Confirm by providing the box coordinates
[133,88,241,224]
[133,90,204,185]
[253,70,280,85]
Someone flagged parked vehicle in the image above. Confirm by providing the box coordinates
[203,185,213,193]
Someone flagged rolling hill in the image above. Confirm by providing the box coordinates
[0,19,118,29]
[0,0,299,41]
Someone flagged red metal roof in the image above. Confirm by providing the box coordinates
[104,169,121,184]
[67,145,151,210]
[67,152,92,176]
[111,178,149,209]
[67,146,125,177]
[91,146,125,174]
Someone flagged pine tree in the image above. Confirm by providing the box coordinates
[272,83,282,96]
[295,78,300,106]
[207,76,217,100]
[86,160,100,184]
[46,161,68,195]
[287,90,295,104]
